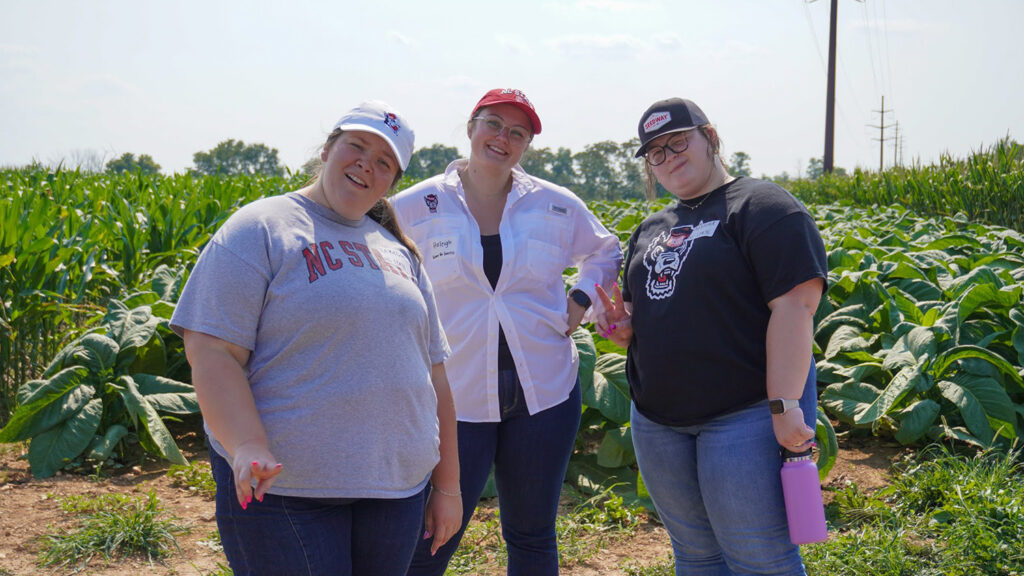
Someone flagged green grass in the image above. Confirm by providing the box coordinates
[39,490,187,571]
[803,444,1024,576]
[443,487,645,575]
[168,460,217,499]
[621,555,674,575]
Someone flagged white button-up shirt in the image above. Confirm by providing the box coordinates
[392,160,622,422]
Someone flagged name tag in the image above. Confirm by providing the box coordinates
[429,235,457,261]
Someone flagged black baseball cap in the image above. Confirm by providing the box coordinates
[634,98,710,158]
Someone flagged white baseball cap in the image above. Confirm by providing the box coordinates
[332,101,415,171]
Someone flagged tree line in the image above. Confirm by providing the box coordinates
[63,139,793,201]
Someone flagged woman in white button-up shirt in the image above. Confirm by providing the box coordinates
[392,88,621,575]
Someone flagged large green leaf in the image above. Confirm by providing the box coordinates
[117,376,187,465]
[87,424,130,462]
[939,375,1018,441]
[71,333,120,373]
[565,453,638,503]
[27,398,103,478]
[104,301,161,351]
[820,381,882,425]
[932,345,1024,393]
[590,353,631,425]
[937,379,995,445]
[0,366,88,443]
[815,408,838,479]
[133,374,198,415]
[128,333,168,376]
[596,426,634,468]
[825,325,873,359]
[854,364,923,426]
[2,385,96,442]
[882,326,937,372]
[893,399,941,444]
[572,327,596,395]
[956,284,1021,326]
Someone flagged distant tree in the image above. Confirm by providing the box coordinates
[192,139,283,176]
[807,157,847,179]
[406,144,460,181]
[728,151,752,177]
[573,141,621,200]
[54,149,107,172]
[522,146,577,189]
[807,157,824,180]
[105,153,161,175]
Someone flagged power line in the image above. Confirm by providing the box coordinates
[868,95,895,171]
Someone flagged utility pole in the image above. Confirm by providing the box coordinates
[868,95,894,172]
[823,0,838,174]
[892,121,899,168]
[811,0,863,174]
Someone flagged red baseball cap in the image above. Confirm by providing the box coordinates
[471,88,542,135]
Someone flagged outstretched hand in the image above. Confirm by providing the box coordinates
[594,282,633,348]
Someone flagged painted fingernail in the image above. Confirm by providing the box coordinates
[257,494,264,503]
[610,324,617,330]
[241,500,248,511]
[275,463,282,469]
[423,530,431,539]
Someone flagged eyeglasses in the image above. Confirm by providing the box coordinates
[644,132,691,166]
[472,115,532,145]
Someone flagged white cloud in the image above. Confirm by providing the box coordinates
[496,35,533,55]
[546,34,645,58]
[0,43,36,71]
[388,30,413,46]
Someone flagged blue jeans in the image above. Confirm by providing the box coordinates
[210,448,427,576]
[408,370,582,576]
[630,362,818,576]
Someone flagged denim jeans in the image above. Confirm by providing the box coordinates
[630,362,818,576]
[407,370,582,576]
[209,448,427,576]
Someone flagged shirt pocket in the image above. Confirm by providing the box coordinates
[525,238,566,280]
[412,220,464,286]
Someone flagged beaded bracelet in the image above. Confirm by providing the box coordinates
[431,484,462,497]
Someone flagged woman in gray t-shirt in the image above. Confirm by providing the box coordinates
[171,101,461,575]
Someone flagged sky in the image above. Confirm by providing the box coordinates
[2,0,1022,178]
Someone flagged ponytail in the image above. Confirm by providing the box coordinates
[367,196,421,261]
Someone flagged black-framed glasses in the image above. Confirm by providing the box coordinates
[644,132,691,166]
[472,115,532,145]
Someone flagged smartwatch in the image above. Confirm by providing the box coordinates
[769,398,800,415]
[568,289,592,309]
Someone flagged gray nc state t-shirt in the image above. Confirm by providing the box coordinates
[171,192,450,499]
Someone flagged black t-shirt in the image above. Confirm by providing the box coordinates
[622,177,827,426]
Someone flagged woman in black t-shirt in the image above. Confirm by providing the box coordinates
[596,98,827,575]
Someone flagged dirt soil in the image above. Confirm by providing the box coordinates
[0,432,905,576]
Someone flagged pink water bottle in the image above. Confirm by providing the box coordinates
[780,448,828,545]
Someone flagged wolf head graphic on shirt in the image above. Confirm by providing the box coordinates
[642,220,719,300]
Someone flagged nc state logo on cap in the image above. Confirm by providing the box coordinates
[643,112,671,133]
[383,112,401,134]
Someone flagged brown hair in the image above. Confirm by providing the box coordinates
[314,129,421,260]
[642,124,724,201]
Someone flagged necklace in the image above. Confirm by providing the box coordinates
[678,191,713,211]
[677,176,735,210]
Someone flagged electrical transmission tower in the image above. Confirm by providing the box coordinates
[868,95,895,172]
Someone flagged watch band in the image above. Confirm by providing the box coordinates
[568,289,592,309]
[769,398,800,415]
